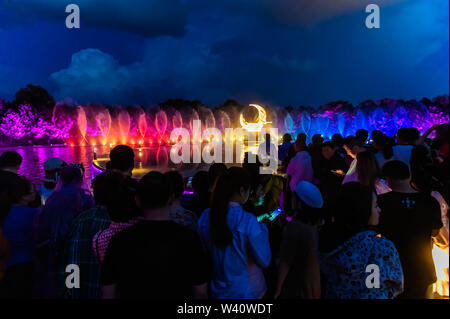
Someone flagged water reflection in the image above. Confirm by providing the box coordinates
[1,144,249,188]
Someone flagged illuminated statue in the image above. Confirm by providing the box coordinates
[240,104,271,132]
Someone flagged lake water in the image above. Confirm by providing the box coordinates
[0,143,254,189]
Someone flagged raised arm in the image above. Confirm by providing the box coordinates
[417,124,439,145]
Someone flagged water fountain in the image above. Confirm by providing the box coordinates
[0,97,447,148]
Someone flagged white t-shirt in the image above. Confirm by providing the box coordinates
[343,158,358,184]
[392,145,413,166]
[257,141,278,164]
[375,152,393,169]
[40,184,54,205]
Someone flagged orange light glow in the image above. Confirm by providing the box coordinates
[430,244,449,298]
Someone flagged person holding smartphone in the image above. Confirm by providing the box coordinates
[275,181,323,299]
[198,167,271,299]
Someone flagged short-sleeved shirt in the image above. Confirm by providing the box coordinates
[1,205,37,267]
[101,220,208,299]
[286,151,314,191]
[197,203,271,299]
[92,219,138,264]
[319,230,403,299]
[378,191,443,292]
[258,141,278,164]
[392,145,413,166]
[64,206,110,299]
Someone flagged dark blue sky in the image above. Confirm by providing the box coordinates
[0,0,448,107]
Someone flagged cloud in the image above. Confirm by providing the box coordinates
[50,40,217,105]
[11,0,450,107]
[50,49,147,105]
[49,33,320,106]
[1,0,407,37]
[0,0,188,37]
[259,0,406,26]
[191,0,407,27]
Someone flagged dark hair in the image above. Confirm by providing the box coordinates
[192,170,209,194]
[295,137,307,151]
[344,136,362,149]
[296,133,307,144]
[60,165,83,186]
[12,176,33,203]
[110,145,135,172]
[165,170,184,198]
[210,167,250,248]
[371,130,382,140]
[410,145,432,169]
[331,134,344,147]
[137,171,173,210]
[312,134,324,145]
[322,141,336,149]
[92,171,124,205]
[92,171,134,222]
[356,129,369,144]
[408,128,420,144]
[373,133,393,160]
[320,182,374,252]
[92,172,112,205]
[208,163,227,190]
[0,174,33,225]
[282,133,292,143]
[265,133,271,141]
[283,144,297,167]
[382,160,410,180]
[0,151,22,169]
[334,182,374,234]
[356,151,381,188]
[292,192,323,225]
[396,127,410,144]
[242,156,262,197]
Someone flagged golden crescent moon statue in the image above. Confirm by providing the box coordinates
[240,104,271,132]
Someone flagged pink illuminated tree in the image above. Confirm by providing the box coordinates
[0,104,36,140]
[0,104,73,141]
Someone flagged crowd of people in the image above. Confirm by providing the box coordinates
[0,122,448,299]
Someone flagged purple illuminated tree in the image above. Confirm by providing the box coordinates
[0,104,73,142]
[0,104,36,140]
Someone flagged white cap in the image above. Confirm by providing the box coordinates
[294,181,323,208]
[44,157,65,171]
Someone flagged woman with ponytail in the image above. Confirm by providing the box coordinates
[197,167,271,299]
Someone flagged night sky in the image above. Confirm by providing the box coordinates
[0,0,448,107]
